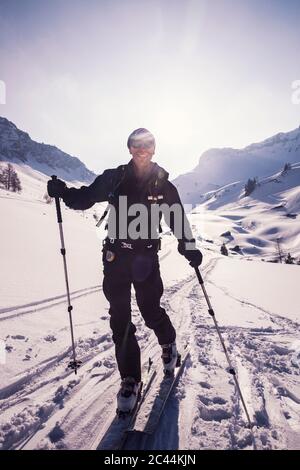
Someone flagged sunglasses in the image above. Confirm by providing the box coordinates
[130,140,155,149]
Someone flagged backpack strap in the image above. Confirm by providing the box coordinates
[96,165,126,228]
[107,165,126,203]
[147,167,168,202]
[146,168,169,236]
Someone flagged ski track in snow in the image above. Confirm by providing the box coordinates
[206,277,300,332]
[178,266,300,450]
[0,285,101,322]
[122,256,299,451]
[0,251,194,450]
[0,255,299,450]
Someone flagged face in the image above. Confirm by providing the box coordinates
[129,142,155,172]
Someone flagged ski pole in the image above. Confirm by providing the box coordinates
[194,266,253,428]
[51,175,81,375]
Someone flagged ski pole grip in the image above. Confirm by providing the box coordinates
[51,175,63,223]
[194,266,204,285]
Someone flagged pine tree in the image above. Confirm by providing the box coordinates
[0,164,22,192]
[244,178,257,196]
[285,253,294,264]
[0,168,4,188]
[11,172,22,192]
[282,163,291,174]
[220,243,228,256]
[2,163,14,190]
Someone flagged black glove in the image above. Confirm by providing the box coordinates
[47,178,66,198]
[184,249,203,268]
[178,241,203,268]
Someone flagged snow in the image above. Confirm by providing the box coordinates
[0,158,299,451]
[189,163,300,260]
[207,256,299,324]
[174,127,300,205]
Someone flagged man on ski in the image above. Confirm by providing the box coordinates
[47,128,202,414]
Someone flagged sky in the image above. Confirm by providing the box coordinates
[0,0,300,178]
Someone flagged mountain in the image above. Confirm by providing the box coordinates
[189,162,300,260]
[173,126,300,205]
[0,116,95,183]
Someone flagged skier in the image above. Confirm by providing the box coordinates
[47,128,202,414]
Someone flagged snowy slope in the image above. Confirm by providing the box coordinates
[0,161,93,203]
[0,173,299,450]
[0,117,95,183]
[174,127,300,205]
[189,163,300,260]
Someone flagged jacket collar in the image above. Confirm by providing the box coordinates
[126,159,169,186]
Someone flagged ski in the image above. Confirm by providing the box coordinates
[116,366,157,449]
[91,347,190,449]
[126,347,190,439]
[91,364,157,450]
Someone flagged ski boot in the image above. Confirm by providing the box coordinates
[116,376,140,418]
[161,342,181,376]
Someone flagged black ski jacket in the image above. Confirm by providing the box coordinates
[62,159,196,252]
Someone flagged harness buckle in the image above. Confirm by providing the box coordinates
[121,241,133,250]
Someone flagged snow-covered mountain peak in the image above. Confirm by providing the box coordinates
[174,126,300,205]
[0,116,96,183]
[245,126,300,152]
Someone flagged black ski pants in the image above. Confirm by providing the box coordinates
[102,247,176,382]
